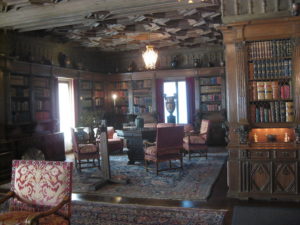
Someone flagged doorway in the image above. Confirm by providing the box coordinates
[163,81,188,124]
[58,78,75,152]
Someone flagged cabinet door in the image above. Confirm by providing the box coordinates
[273,162,297,194]
[249,161,272,193]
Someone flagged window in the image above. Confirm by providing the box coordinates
[163,81,188,124]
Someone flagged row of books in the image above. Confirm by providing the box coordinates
[250,102,294,123]
[133,96,152,106]
[200,86,221,94]
[248,39,292,60]
[133,105,152,114]
[94,91,105,98]
[10,87,29,97]
[35,100,50,111]
[80,81,92,89]
[80,90,92,98]
[11,101,30,112]
[34,88,50,97]
[12,112,31,123]
[35,112,50,121]
[94,98,104,106]
[132,80,152,89]
[112,91,128,98]
[199,77,222,85]
[201,104,221,112]
[32,78,49,88]
[201,94,221,102]
[249,59,292,79]
[113,81,129,89]
[250,81,292,101]
[10,75,28,86]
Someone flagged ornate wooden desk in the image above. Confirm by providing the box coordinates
[116,128,156,164]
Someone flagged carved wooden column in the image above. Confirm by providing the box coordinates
[235,42,248,123]
[292,38,300,123]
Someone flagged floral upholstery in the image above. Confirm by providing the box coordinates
[183,120,210,159]
[0,211,68,225]
[71,128,100,171]
[78,144,97,153]
[0,160,72,225]
[144,126,184,175]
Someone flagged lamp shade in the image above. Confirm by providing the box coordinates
[142,45,158,70]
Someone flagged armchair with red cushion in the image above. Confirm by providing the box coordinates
[71,127,100,172]
[183,119,211,160]
[0,160,73,225]
[144,126,184,175]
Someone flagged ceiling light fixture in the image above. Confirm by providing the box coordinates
[142,45,158,70]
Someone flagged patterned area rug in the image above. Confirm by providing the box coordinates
[0,200,226,225]
[71,200,227,225]
[73,153,226,201]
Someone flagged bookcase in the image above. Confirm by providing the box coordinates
[79,80,93,110]
[110,80,129,114]
[220,17,300,200]
[132,79,153,114]
[248,39,294,125]
[199,76,223,113]
[8,73,31,124]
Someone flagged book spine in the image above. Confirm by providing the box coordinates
[260,106,264,123]
[250,104,256,123]
[271,81,279,99]
[275,101,280,122]
[257,82,265,100]
[256,107,260,123]
[270,102,275,123]
[264,81,272,100]
[286,102,294,122]
[280,101,286,122]
[252,81,258,101]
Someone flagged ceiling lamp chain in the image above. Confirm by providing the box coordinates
[142,45,158,70]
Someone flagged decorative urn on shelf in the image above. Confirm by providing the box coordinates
[164,94,177,123]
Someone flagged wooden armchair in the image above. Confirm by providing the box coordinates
[144,126,184,175]
[71,128,100,172]
[183,119,211,160]
[0,160,73,225]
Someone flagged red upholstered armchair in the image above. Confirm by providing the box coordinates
[106,126,124,154]
[0,160,73,225]
[144,126,184,175]
[71,128,100,172]
[183,119,210,160]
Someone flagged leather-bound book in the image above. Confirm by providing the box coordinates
[286,102,294,122]
[264,81,273,100]
[271,81,279,99]
[257,82,265,100]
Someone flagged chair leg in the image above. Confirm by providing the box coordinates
[97,158,101,170]
[188,151,191,160]
[180,157,183,170]
[169,160,172,168]
[156,162,159,175]
[145,160,149,172]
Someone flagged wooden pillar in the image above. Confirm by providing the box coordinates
[235,42,248,123]
[293,38,300,123]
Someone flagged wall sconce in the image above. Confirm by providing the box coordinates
[112,94,117,107]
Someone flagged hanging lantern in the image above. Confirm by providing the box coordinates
[142,45,158,70]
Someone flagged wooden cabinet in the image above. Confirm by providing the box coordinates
[228,146,299,199]
[220,17,300,200]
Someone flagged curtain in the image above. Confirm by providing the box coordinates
[73,79,79,125]
[186,77,195,125]
[155,79,164,123]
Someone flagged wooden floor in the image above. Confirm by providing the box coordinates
[2,147,300,225]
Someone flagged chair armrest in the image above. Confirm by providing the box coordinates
[0,191,14,205]
[143,140,156,148]
[25,196,70,225]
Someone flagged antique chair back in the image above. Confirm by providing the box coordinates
[144,126,184,175]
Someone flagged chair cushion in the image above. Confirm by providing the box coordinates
[144,146,157,155]
[78,144,97,153]
[183,136,206,144]
[107,127,115,139]
[0,211,69,225]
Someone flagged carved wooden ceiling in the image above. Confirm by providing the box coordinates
[0,0,222,51]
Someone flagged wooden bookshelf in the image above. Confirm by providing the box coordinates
[132,79,152,114]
